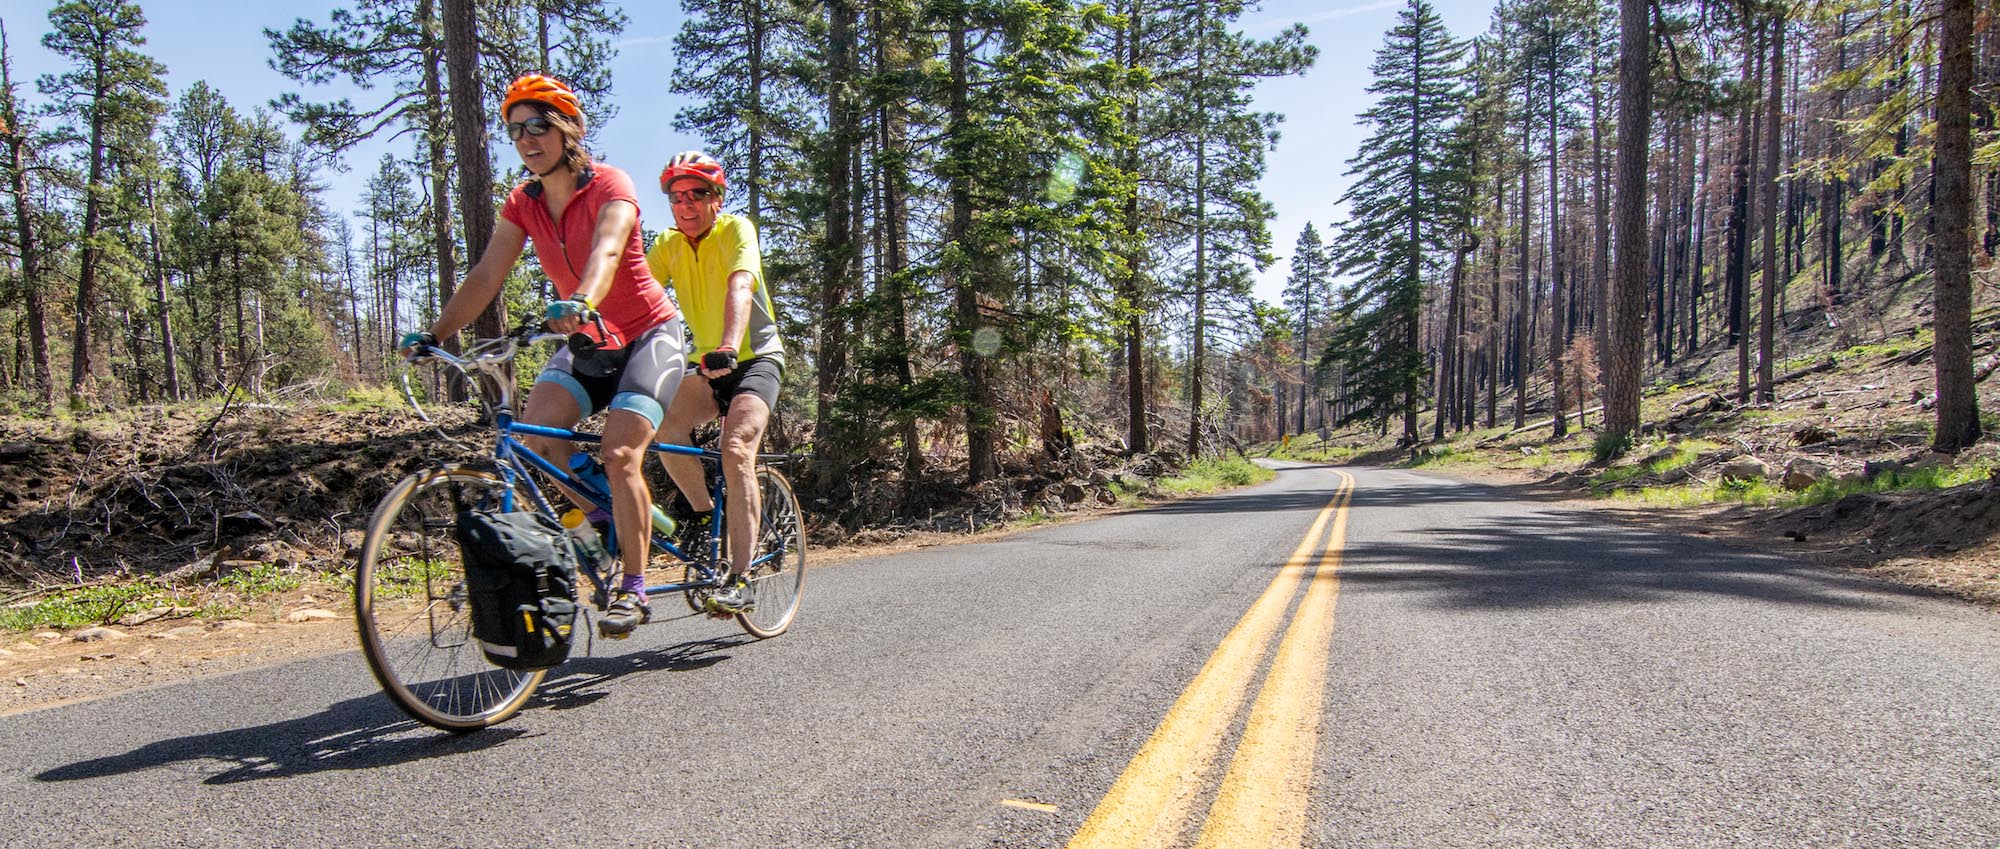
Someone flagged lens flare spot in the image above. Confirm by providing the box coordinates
[972,326,1003,357]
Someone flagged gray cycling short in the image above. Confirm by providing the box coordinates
[536,316,687,427]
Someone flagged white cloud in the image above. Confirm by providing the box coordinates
[611,33,677,52]
[1248,0,1404,34]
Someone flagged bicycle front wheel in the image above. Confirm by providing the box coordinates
[735,465,806,638]
[354,465,546,732]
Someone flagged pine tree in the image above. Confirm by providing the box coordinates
[39,0,167,405]
[1324,0,1467,443]
[1930,0,1978,452]
[1279,223,1330,435]
[1602,0,1650,443]
[1156,0,1312,457]
[1500,0,1590,437]
[927,0,1123,481]
[0,21,53,407]
[672,0,810,226]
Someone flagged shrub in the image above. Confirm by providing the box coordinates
[1592,431,1634,464]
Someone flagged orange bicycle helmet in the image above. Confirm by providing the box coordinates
[659,151,727,194]
[501,74,582,120]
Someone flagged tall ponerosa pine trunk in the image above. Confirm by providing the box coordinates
[2,110,51,408]
[70,85,110,401]
[1188,12,1209,457]
[1932,0,1980,452]
[874,2,920,486]
[946,20,996,482]
[1603,0,1651,441]
[143,181,179,400]
[817,0,859,484]
[1545,68,1566,439]
[420,0,459,360]
[443,0,500,339]
[1118,0,1149,455]
[1757,16,1783,403]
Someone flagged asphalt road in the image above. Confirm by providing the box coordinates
[3,463,1996,848]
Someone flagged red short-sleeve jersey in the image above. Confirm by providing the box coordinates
[500,163,675,347]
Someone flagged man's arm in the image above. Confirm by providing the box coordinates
[700,269,757,377]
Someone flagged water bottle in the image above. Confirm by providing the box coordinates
[567,452,676,537]
[568,451,611,495]
[561,508,611,567]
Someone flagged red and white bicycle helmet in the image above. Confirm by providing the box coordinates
[659,151,727,194]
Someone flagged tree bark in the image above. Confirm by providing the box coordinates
[946,16,996,481]
[1590,27,1611,386]
[442,0,501,340]
[1515,145,1530,430]
[1604,0,1651,441]
[143,180,179,400]
[1932,0,1980,451]
[1546,59,1566,439]
[875,1,920,486]
[70,61,111,402]
[1119,0,1149,454]
[1757,15,1782,403]
[816,0,858,484]
[1822,12,1847,307]
[1,90,51,408]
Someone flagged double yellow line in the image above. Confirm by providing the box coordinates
[1063,470,1355,849]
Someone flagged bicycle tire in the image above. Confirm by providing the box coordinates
[735,465,806,638]
[354,465,546,732]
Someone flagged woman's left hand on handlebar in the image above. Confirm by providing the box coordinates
[545,297,594,334]
[398,330,437,357]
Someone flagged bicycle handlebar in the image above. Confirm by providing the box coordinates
[399,319,567,426]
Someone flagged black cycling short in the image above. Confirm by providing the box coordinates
[709,356,783,413]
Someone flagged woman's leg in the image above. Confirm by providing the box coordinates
[600,408,658,583]
[598,319,685,635]
[520,378,585,474]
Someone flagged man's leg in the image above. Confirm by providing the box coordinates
[657,373,720,512]
[719,393,772,578]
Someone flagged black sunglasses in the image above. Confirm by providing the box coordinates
[505,116,554,140]
[668,187,715,204]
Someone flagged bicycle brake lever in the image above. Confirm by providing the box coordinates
[590,312,623,349]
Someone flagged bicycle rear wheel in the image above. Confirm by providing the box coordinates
[735,465,806,638]
[355,465,546,731]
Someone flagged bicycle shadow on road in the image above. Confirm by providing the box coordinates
[534,633,752,712]
[33,689,526,786]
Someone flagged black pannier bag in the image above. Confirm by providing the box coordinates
[453,509,580,670]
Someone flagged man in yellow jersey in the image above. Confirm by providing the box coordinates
[646,151,786,614]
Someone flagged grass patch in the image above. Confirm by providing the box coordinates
[1592,439,1724,488]
[1791,462,1993,507]
[1608,457,1996,510]
[332,383,408,412]
[1,563,316,633]
[1016,508,1056,528]
[217,562,305,596]
[0,582,164,632]
[1158,455,1276,495]
[360,557,456,602]
[1260,438,1360,464]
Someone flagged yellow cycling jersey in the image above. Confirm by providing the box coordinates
[644,213,784,362]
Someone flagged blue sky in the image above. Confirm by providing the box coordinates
[1,0,1497,306]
